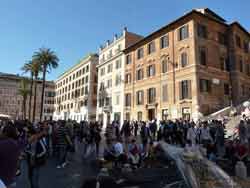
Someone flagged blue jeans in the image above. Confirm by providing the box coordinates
[28,166,40,188]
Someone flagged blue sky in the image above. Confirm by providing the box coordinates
[0,0,249,80]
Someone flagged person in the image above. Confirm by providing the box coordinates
[26,126,47,188]
[200,122,212,146]
[56,121,72,168]
[140,122,150,153]
[186,123,197,146]
[238,120,247,144]
[0,124,21,187]
[127,138,140,168]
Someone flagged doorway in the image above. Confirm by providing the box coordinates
[148,109,155,121]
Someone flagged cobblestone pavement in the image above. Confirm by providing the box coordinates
[17,144,99,188]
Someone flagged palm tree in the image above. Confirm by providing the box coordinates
[30,59,41,122]
[21,61,34,121]
[33,48,59,121]
[18,78,30,120]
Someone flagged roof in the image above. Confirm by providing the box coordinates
[123,8,230,53]
[0,72,54,84]
[57,53,98,80]
[230,22,250,38]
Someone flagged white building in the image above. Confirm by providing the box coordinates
[96,28,142,128]
[53,54,98,122]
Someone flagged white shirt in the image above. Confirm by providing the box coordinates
[114,142,124,156]
[187,127,197,144]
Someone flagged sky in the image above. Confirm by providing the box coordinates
[0,0,249,80]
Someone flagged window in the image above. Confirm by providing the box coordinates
[246,64,250,76]
[107,64,113,73]
[81,87,84,96]
[199,47,207,65]
[162,84,168,102]
[244,41,249,53]
[239,58,243,72]
[100,67,105,76]
[179,80,192,100]
[115,59,121,69]
[125,93,131,106]
[162,60,168,73]
[218,32,227,45]
[136,69,144,80]
[125,73,131,84]
[197,24,207,39]
[126,54,132,64]
[147,88,156,103]
[85,86,88,94]
[82,68,85,74]
[147,65,155,77]
[115,74,121,86]
[137,112,143,121]
[137,48,144,59]
[199,79,211,93]
[148,41,155,54]
[181,52,188,67]
[115,94,120,105]
[220,57,225,71]
[235,35,241,48]
[136,90,144,105]
[224,83,229,95]
[179,25,189,41]
[107,79,112,88]
[108,50,112,58]
[105,97,111,106]
[160,35,169,49]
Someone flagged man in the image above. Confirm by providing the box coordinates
[56,121,72,168]
[0,124,20,187]
[186,122,197,146]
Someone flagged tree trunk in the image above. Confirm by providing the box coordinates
[28,74,34,121]
[22,97,25,120]
[32,79,38,122]
[23,96,27,120]
[40,66,46,121]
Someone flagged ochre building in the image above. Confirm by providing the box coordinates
[123,8,250,121]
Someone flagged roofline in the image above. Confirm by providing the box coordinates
[0,72,54,84]
[230,22,250,38]
[56,53,98,80]
[124,9,229,53]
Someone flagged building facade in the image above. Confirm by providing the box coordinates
[96,28,142,128]
[124,8,250,121]
[53,54,98,122]
[0,72,55,121]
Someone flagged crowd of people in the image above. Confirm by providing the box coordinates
[1,112,250,188]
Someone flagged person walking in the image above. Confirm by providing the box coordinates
[56,121,72,169]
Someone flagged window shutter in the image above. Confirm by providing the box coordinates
[188,80,192,99]
[179,81,183,100]
[208,80,212,93]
